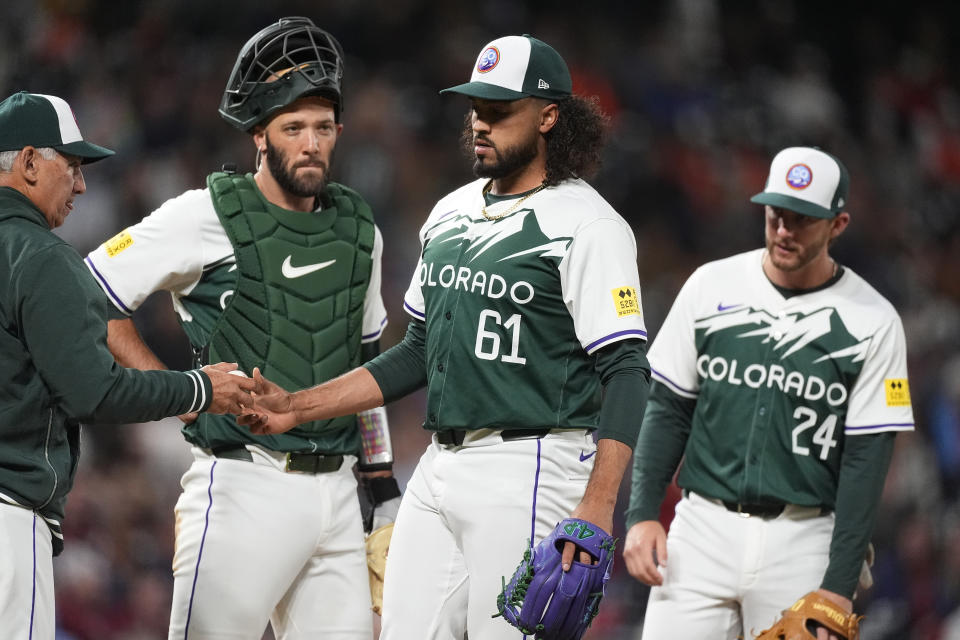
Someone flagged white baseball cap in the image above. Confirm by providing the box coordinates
[750,146,850,219]
[440,34,572,101]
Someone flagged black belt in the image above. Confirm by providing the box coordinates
[211,446,344,474]
[436,428,552,446]
[721,500,785,519]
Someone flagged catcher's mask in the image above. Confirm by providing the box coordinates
[219,16,345,132]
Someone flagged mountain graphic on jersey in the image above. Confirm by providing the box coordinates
[692,305,871,409]
[696,306,871,362]
[418,209,573,310]
[424,209,572,265]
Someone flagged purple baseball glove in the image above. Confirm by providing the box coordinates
[495,518,617,639]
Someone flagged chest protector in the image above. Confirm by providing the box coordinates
[193,171,374,443]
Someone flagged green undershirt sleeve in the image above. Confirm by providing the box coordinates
[106,304,127,320]
[624,381,696,527]
[593,339,651,447]
[363,320,428,403]
[820,431,896,599]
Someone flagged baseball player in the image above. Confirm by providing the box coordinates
[623,147,915,639]
[84,18,399,639]
[239,34,651,639]
[0,91,254,639]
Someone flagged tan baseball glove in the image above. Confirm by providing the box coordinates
[365,523,393,615]
[754,591,862,640]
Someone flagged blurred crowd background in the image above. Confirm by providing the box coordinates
[3,0,959,637]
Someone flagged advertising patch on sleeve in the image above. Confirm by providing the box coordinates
[611,286,640,317]
[104,230,134,257]
[884,378,911,407]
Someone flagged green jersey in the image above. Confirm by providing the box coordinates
[402,178,647,432]
[648,249,914,507]
[1,187,211,546]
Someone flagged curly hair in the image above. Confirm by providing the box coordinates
[543,95,609,186]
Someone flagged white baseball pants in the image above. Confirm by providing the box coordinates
[167,448,371,640]
[0,503,55,639]
[640,491,835,639]
[379,429,595,640]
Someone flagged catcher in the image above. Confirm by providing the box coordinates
[84,17,401,638]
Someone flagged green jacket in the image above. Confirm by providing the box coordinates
[0,187,212,550]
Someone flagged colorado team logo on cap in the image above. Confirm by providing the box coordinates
[785,163,813,189]
[477,47,500,73]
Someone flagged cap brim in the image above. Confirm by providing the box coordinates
[56,140,115,164]
[750,192,836,219]
[439,82,528,100]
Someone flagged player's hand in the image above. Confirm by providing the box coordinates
[559,504,613,571]
[178,412,198,425]
[237,367,300,434]
[623,520,667,586]
[201,362,257,414]
[813,589,852,640]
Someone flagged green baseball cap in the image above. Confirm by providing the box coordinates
[440,34,572,101]
[0,92,114,164]
[750,146,850,219]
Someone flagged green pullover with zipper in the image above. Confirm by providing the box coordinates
[0,186,214,554]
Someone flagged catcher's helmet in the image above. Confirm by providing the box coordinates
[219,17,345,131]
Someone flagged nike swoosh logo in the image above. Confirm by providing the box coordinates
[579,450,596,462]
[281,255,336,279]
[717,302,742,312]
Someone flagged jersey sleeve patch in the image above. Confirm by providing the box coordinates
[611,286,640,317]
[884,378,911,407]
[103,230,134,257]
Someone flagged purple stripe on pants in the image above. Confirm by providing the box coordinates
[529,440,542,550]
[29,513,36,640]
[184,461,218,639]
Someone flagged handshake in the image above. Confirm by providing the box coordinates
[201,363,300,433]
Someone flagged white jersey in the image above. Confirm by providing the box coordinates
[85,187,387,345]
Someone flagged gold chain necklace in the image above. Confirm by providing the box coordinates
[480,181,546,221]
